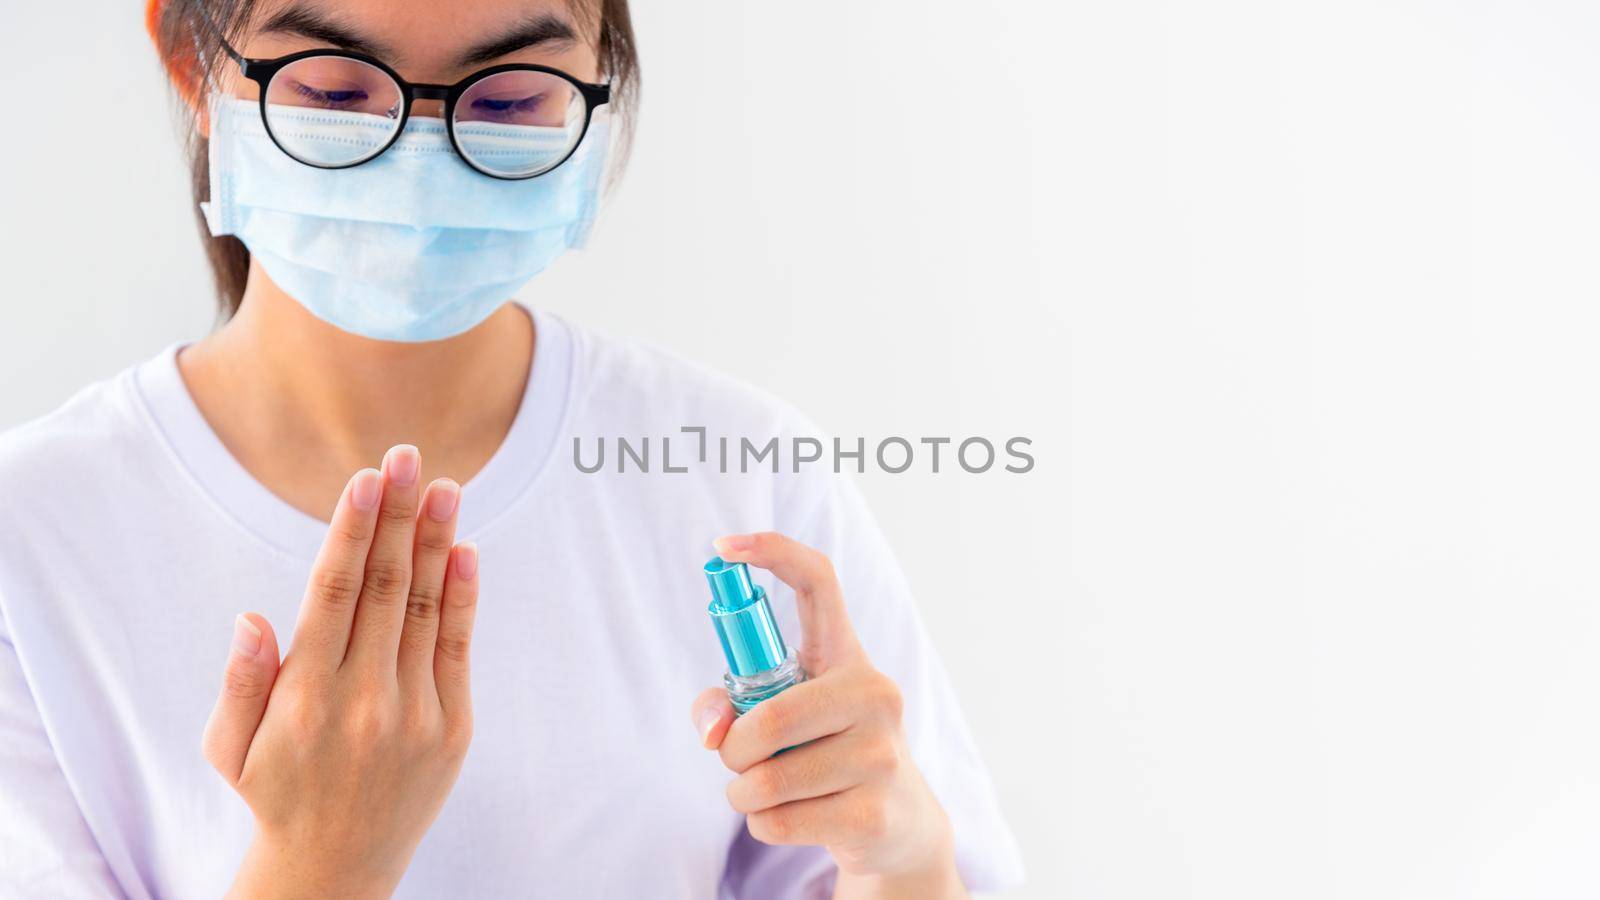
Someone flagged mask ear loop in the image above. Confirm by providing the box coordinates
[566,110,612,249]
[584,93,618,201]
[182,4,241,237]
[186,0,247,118]
[192,22,222,97]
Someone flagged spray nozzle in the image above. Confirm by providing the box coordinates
[703,555,788,676]
[704,556,759,612]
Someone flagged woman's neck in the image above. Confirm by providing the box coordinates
[177,264,533,522]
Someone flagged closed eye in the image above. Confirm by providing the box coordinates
[471,94,547,117]
[291,81,370,107]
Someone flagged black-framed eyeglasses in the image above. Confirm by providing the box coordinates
[201,15,610,180]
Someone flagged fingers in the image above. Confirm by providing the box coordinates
[691,687,737,750]
[712,532,863,672]
[726,729,891,814]
[290,468,382,671]
[717,675,863,773]
[202,613,281,786]
[746,785,893,850]
[397,478,460,692]
[346,445,423,672]
[433,542,479,722]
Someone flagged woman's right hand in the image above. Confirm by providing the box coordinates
[201,444,480,899]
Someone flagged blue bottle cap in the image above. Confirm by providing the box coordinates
[704,556,788,677]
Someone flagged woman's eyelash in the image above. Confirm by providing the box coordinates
[471,95,546,114]
[292,82,369,106]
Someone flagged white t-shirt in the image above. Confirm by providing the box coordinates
[0,308,1022,899]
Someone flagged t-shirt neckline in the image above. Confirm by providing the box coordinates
[132,304,573,562]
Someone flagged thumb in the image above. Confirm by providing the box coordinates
[690,687,736,749]
[712,532,864,674]
[202,613,280,786]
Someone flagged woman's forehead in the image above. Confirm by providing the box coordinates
[241,0,599,72]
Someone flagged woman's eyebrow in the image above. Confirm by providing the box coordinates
[258,6,395,59]
[455,14,578,68]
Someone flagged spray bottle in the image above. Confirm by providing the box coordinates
[703,556,806,713]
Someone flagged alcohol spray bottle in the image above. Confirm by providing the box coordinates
[703,556,805,713]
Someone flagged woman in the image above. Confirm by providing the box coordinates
[0,0,1022,896]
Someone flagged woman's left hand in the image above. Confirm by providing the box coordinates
[690,532,967,899]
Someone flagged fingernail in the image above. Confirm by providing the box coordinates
[426,480,459,522]
[385,444,420,488]
[713,534,753,555]
[455,542,479,580]
[231,614,262,659]
[695,704,722,748]
[351,468,381,511]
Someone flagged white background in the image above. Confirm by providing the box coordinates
[3,2,1599,898]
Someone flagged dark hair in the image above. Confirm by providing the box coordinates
[150,0,639,320]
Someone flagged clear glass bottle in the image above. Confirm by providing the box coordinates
[725,648,805,714]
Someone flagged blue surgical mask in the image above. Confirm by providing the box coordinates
[200,95,608,342]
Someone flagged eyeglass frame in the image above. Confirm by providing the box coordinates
[201,15,612,180]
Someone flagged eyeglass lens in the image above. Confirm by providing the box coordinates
[453,70,586,179]
[264,56,404,167]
